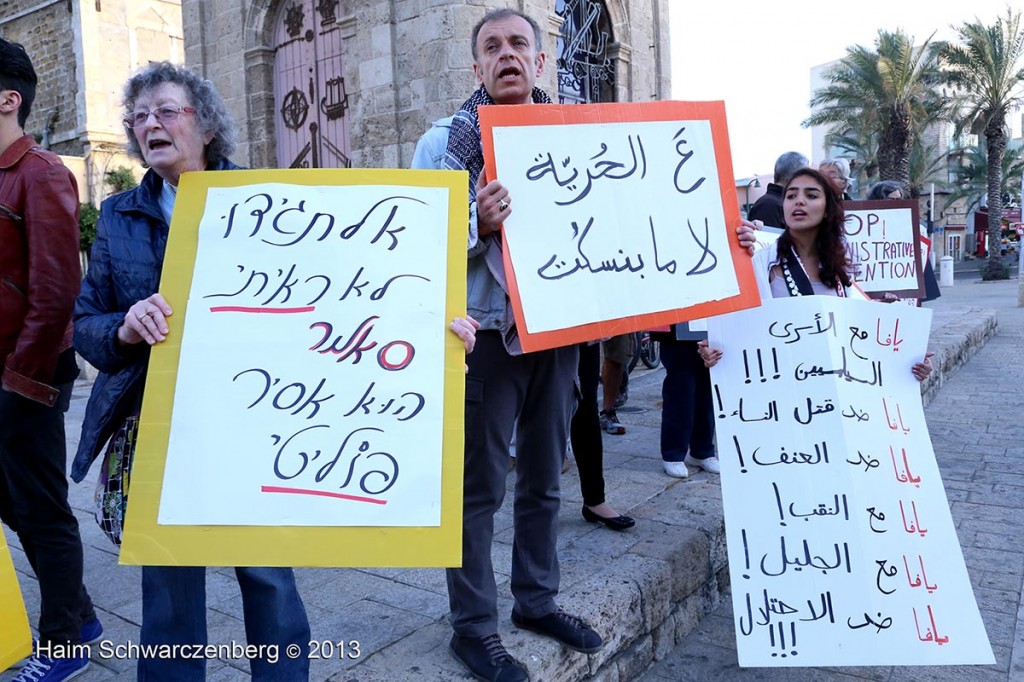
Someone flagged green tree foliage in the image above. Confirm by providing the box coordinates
[837,129,948,198]
[106,166,138,193]
[907,137,949,199]
[79,168,139,253]
[946,141,1024,214]
[805,29,947,188]
[940,9,1024,280]
[79,202,99,253]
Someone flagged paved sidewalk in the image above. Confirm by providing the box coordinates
[2,276,1018,681]
[640,278,1024,682]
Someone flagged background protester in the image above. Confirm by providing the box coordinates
[655,332,719,479]
[570,342,635,529]
[748,151,809,228]
[819,157,854,200]
[866,179,905,200]
[598,334,632,435]
[72,61,311,682]
[0,37,101,682]
[654,220,760,480]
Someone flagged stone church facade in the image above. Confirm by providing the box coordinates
[181,0,671,170]
[0,0,184,202]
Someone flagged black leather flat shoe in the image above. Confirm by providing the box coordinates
[582,505,636,531]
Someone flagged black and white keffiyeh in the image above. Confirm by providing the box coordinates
[443,85,551,355]
[444,85,552,200]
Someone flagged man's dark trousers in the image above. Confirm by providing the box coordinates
[0,381,95,646]
[447,331,578,636]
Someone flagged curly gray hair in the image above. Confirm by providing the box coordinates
[122,61,236,166]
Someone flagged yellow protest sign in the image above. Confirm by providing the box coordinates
[119,169,468,567]
[0,529,31,671]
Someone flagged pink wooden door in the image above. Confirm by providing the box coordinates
[273,0,351,168]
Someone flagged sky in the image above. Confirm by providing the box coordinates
[669,1,1018,179]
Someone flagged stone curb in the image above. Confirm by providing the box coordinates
[919,307,998,406]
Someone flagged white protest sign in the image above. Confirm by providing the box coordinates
[491,119,738,332]
[157,182,451,527]
[478,102,760,352]
[708,296,993,667]
[844,200,924,298]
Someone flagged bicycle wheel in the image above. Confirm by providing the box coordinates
[640,336,661,369]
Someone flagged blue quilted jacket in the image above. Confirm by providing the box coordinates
[71,159,238,482]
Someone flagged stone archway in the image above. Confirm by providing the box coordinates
[242,0,282,168]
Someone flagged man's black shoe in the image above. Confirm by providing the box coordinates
[511,609,603,654]
[449,633,528,682]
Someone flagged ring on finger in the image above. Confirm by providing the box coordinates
[498,199,509,211]
[137,312,149,322]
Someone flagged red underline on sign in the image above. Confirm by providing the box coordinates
[260,485,388,505]
[209,306,316,314]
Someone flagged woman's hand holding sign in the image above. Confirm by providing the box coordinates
[118,293,173,346]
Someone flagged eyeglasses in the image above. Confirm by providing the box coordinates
[122,106,196,129]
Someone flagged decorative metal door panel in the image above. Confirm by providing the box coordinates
[556,0,615,104]
[274,0,351,168]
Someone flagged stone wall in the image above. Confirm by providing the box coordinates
[183,0,670,170]
[0,0,182,202]
[0,0,79,154]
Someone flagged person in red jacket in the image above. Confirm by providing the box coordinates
[0,38,101,682]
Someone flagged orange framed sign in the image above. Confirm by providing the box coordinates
[479,101,759,352]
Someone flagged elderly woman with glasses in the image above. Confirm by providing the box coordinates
[71,62,312,681]
[819,157,853,200]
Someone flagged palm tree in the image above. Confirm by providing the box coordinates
[908,136,949,199]
[823,121,879,192]
[805,29,947,187]
[841,131,948,198]
[940,9,1024,279]
[946,141,1024,216]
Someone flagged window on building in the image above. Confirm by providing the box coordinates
[556,0,616,105]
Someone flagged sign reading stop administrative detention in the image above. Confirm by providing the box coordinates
[843,200,925,300]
